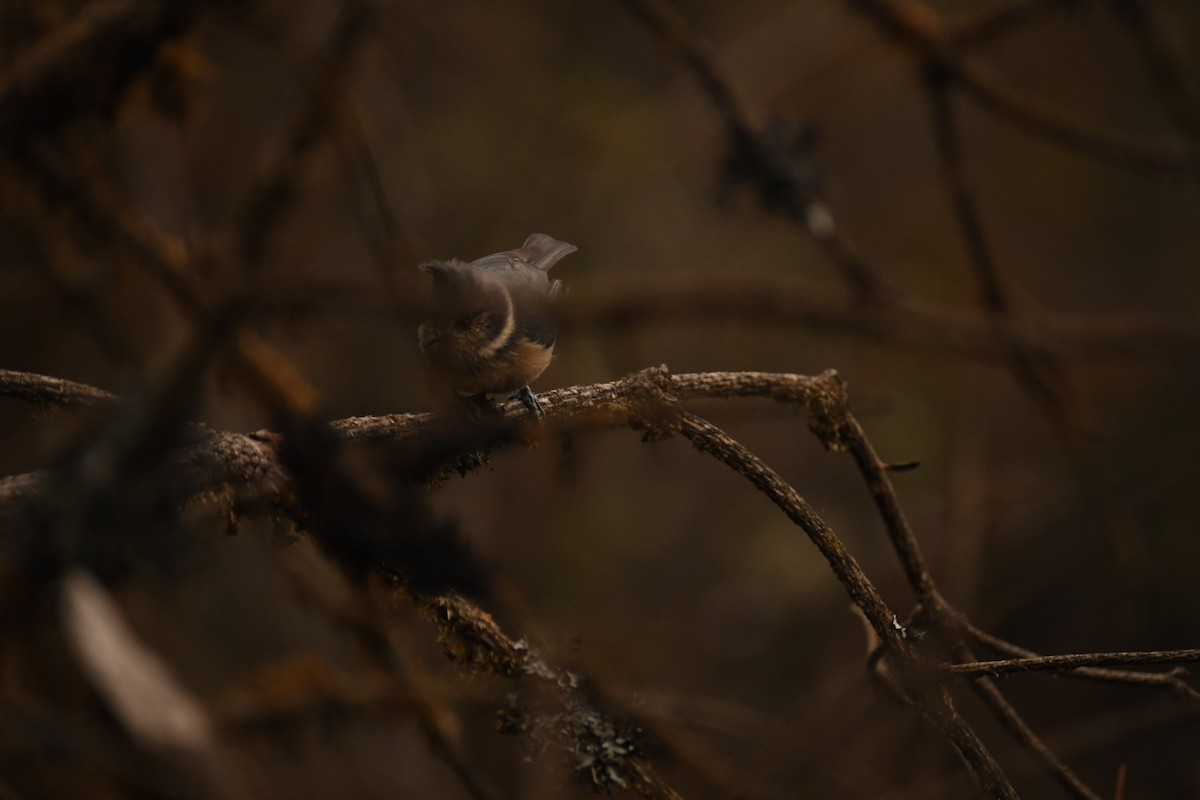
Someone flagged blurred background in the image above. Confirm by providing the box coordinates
[1,0,1199,797]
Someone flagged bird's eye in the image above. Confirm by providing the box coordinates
[454,317,472,332]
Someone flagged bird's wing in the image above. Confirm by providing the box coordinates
[468,235,574,346]
[471,234,576,277]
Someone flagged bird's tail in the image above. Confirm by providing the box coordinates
[519,233,577,271]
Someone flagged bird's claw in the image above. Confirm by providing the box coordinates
[515,386,544,419]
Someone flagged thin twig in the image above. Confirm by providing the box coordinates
[845,0,1200,173]
[913,62,1171,796]
[573,285,1200,359]
[945,650,1200,678]
[335,100,420,279]
[620,0,900,304]
[674,411,1017,798]
[678,413,906,651]
[967,623,1200,700]
[925,75,1010,315]
[233,0,373,270]
[18,144,322,419]
[1110,0,1200,142]
[923,73,1074,426]
[618,0,757,142]
[0,0,196,144]
[242,273,1200,362]
[967,670,1104,800]
[837,415,1103,800]
[949,0,1074,49]
[919,11,1155,607]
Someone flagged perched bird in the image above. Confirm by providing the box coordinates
[417,233,576,415]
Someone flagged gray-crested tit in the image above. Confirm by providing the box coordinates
[417,233,576,416]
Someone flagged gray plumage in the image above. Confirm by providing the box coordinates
[417,234,576,408]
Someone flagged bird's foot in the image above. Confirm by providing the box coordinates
[514,385,544,418]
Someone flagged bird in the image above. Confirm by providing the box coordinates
[417,233,576,416]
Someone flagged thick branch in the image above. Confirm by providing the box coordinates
[0,369,117,408]
[0,368,830,512]
[417,591,684,799]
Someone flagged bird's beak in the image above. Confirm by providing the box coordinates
[419,327,443,349]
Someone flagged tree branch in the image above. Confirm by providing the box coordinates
[837,401,1104,799]
[0,365,1020,797]
[0,369,117,408]
[674,411,1018,797]
[0,0,198,145]
[3,365,1192,798]
[945,649,1200,678]
[965,625,1200,700]
[845,0,1200,173]
[620,0,901,304]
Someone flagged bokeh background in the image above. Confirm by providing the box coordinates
[2,0,1199,797]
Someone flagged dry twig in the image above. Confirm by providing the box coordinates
[944,650,1200,678]
[844,0,1200,172]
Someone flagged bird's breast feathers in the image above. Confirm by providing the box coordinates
[431,340,554,396]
